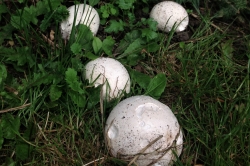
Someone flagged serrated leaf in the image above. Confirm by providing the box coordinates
[100,5,110,18]
[49,85,62,101]
[118,0,136,10]
[0,24,15,45]
[92,37,102,54]
[0,114,20,140]
[115,30,141,54]
[65,68,85,94]
[102,36,115,56]
[71,43,82,54]
[44,0,63,10]
[105,20,125,33]
[145,73,167,99]
[68,90,86,107]
[75,24,94,50]
[6,47,35,67]
[141,28,158,41]
[118,38,143,59]
[11,7,38,29]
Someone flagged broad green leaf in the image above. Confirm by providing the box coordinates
[130,70,151,90]
[75,25,93,50]
[71,58,84,71]
[100,4,118,18]
[68,90,86,107]
[221,39,234,67]
[102,36,115,56]
[15,142,30,161]
[145,73,167,99]
[144,42,160,53]
[117,0,136,10]
[89,0,100,6]
[44,0,63,10]
[35,1,48,16]
[1,114,20,140]
[49,85,62,101]
[141,28,158,41]
[100,6,109,18]
[65,68,85,94]
[118,38,143,59]
[6,47,35,67]
[0,64,7,90]
[92,37,102,54]
[0,24,15,45]
[85,52,99,60]
[127,54,140,66]
[0,4,8,21]
[71,43,82,54]
[11,7,38,29]
[105,20,125,33]
[86,86,101,109]
[115,30,141,54]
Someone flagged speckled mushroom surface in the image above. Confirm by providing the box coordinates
[84,57,130,101]
[60,4,100,39]
[105,95,183,166]
[150,1,189,32]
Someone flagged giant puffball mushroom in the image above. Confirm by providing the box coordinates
[150,1,189,32]
[105,95,183,166]
[60,4,100,39]
[84,57,131,101]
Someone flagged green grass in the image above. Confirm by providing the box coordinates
[0,0,250,165]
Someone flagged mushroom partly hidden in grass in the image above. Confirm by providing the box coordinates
[150,1,189,32]
[84,57,131,101]
[105,95,183,166]
[60,4,100,39]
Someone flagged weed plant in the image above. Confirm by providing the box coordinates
[0,0,249,165]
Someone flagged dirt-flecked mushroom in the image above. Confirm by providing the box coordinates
[105,95,183,166]
[150,1,189,32]
[60,4,100,39]
[84,57,130,101]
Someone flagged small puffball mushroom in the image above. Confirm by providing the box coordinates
[84,57,130,101]
[60,4,100,39]
[150,1,189,32]
[105,95,183,166]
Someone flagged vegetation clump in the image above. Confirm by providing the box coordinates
[0,0,249,165]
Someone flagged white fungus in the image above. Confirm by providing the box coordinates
[60,4,100,39]
[105,95,183,166]
[84,57,131,101]
[150,1,189,32]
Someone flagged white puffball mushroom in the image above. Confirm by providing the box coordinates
[150,1,189,32]
[60,4,100,39]
[84,57,131,101]
[105,95,183,166]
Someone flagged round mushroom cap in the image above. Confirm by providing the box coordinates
[105,95,183,166]
[84,57,131,101]
[150,1,189,32]
[60,4,100,39]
